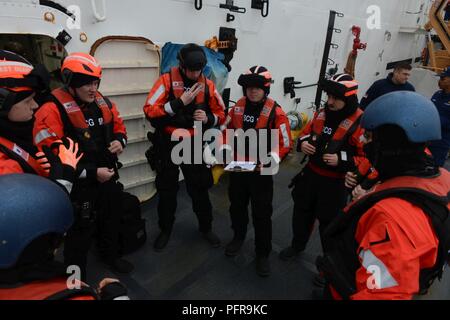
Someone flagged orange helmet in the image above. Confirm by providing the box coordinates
[320,73,358,100]
[0,50,49,115]
[61,52,102,86]
[238,66,273,95]
[0,50,35,92]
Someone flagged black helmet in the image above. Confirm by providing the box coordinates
[177,43,207,71]
[320,73,358,100]
[238,66,273,95]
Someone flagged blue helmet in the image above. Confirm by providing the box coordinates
[361,91,441,143]
[0,174,73,269]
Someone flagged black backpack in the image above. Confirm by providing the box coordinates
[118,191,147,255]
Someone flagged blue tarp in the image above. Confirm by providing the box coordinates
[161,42,229,94]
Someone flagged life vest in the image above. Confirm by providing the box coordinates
[231,97,277,130]
[165,67,210,138]
[170,67,208,105]
[0,278,97,300]
[0,136,48,177]
[354,157,378,183]
[311,107,363,154]
[305,108,363,179]
[318,169,450,299]
[51,87,114,152]
[228,97,278,162]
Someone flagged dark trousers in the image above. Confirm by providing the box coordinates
[155,160,213,234]
[95,180,123,259]
[291,167,348,252]
[63,217,95,281]
[228,172,273,257]
[64,180,123,280]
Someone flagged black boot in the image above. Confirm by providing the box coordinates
[202,231,221,247]
[106,258,134,274]
[225,238,244,257]
[279,246,303,261]
[255,256,271,277]
[154,232,171,252]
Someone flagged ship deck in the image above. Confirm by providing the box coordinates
[85,153,450,300]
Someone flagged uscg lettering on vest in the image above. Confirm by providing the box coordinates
[243,115,255,123]
[323,127,333,135]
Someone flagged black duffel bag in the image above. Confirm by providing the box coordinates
[118,192,147,255]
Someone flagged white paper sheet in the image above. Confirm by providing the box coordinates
[224,161,257,172]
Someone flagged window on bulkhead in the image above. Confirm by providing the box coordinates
[0,33,68,90]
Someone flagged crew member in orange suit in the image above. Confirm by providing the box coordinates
[317,91,450,300]
[0,49,80,191]
[143,43,225,251]
[280,74,370,287]
[0,174,129,300]
[33,52,133,278]
[218,66,292,277]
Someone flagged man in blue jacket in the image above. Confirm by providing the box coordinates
[360,62,415,110]
[429,67,450,167]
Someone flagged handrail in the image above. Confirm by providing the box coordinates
[91,0,107,22]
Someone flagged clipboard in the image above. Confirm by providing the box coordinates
[224,161,257,172]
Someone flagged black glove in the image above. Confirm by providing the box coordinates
[41,142,76,183]
[99,281,128,300]
[172,108,194,128]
